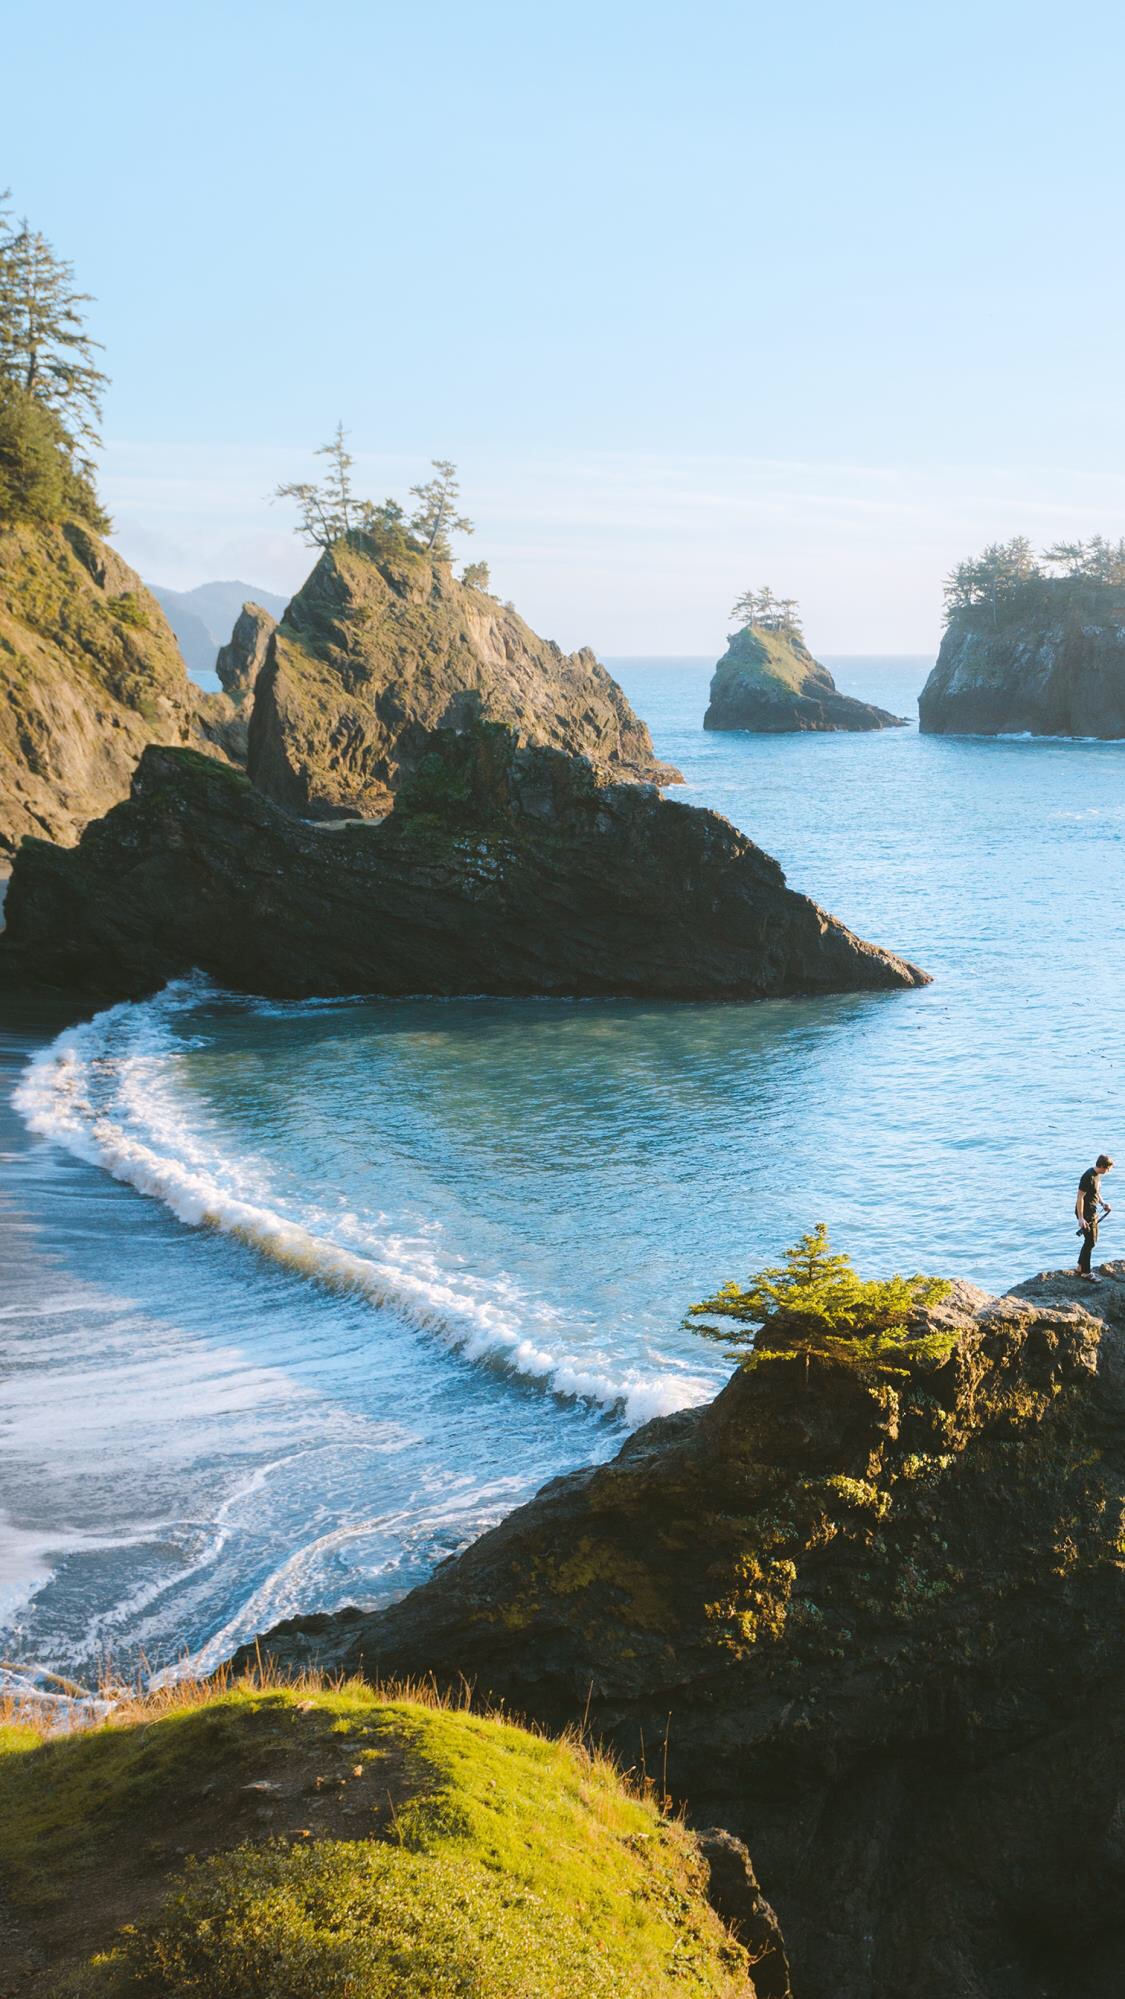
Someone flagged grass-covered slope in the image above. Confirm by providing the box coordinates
[0,1677,753,1998]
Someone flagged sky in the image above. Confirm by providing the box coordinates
[7,0,1125,654]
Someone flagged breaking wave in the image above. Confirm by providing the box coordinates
[14,981,709,1428]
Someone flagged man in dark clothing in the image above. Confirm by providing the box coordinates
[1076,1154,1114,1278]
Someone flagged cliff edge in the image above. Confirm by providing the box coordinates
[248,1264,1125,1999]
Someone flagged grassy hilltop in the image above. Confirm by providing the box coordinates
[0,1673,752,1999]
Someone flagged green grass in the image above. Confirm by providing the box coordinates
[0,1674,749,1998]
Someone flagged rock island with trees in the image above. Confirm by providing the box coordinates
[704,584,906,733]
[919,535,1125,736]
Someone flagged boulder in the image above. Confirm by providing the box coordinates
[919,585,1125,735]
[245,1265,1125,1999]
[704,626,905,733]
[247,532,680,818]
[0,722,927,1003]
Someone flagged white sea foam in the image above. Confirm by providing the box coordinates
[14,983,708,1427]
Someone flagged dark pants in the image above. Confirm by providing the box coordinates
[1078,1216,1098,1273]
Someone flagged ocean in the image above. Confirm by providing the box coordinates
[2,654,1123,1693]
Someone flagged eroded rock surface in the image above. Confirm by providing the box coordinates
[247,1266,1125,1999]
[0,520,199,860]
[705,626,905,733]
[247,534,680,818]
[0,722,926,1003]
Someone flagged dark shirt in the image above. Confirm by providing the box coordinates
[1078,1167,1102,1222]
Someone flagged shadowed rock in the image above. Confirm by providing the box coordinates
[0,722,927,1004]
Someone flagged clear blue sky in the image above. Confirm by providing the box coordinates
[7,0,1125,651]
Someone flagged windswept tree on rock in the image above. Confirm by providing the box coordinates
[730,585,802,635]
[461,560,491,592]
[409,460,474,558]
[274,423,365,548]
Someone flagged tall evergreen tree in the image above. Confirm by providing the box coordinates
[0,204,107,474]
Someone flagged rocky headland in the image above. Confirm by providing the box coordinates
[247,1263,1125,1999]
[247,531,680,819]
[704,626,905,734]
[0,722,926,1003]
[920,581,1125,735]
[0,519,219,862]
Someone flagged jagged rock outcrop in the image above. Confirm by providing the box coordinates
[247,1266,1125,1999]
[704,626,905,733]
[186,602,281,764]
[920,586,1125,735]
[0,722,926,1003]
[247,533,680,819]
[216,601,277,704]
[0,519,199,861]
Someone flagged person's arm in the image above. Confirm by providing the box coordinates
[1077,1184,1087,1224]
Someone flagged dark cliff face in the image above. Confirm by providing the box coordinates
[247,1267,1125,1999]
[0,724,926,1005]
[920,586,1125,736]
[246,535,680,819]
[704,627,905,734]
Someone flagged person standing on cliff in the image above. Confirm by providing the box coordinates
[1075,1154,1114,1279]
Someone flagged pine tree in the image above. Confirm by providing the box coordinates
[409,459,474,556]
[0,208,108,475]
[275,424,363,548]
[461,560,491,591]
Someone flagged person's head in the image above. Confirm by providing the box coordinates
[1096,1154,1115,1173]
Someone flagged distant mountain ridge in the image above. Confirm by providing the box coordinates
[149,579,290,682]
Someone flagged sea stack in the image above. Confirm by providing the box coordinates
[920,582,1125,736]
[247,528,680,819]
[705,623,905,733]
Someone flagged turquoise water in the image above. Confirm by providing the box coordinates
[2,655,1124,1689]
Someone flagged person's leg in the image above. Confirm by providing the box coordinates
[1078,1225,1094,1274]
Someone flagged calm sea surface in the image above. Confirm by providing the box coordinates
[3,656,1123,1689]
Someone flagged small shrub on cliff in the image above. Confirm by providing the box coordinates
[687,1224,950,1364]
